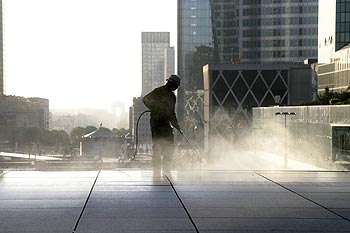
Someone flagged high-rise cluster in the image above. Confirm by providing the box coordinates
[177,0,319,127]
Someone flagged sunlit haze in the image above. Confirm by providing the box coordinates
[3,0,177,110]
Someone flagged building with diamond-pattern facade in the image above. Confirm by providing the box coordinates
[203,63,313,159]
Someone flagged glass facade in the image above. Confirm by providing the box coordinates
[240,0,318,63]
[211,0,240,64]
[318,0,350,93]
[177,0,214,130]
[178,0,319,139]
[336,0,350,51]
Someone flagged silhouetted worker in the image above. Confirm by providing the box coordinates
[142,75,182,176]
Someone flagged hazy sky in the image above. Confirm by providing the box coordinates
[4,0,177,110]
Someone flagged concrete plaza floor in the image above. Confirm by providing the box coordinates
[1,169,350,232]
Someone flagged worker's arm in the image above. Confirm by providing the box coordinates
[168,93,182,133]
[170,114,182,134]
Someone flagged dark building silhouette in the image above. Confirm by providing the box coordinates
[0,96,50,130]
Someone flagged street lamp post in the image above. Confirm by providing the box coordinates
[275,112,296,168]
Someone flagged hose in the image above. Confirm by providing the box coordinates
[132,110,151,159]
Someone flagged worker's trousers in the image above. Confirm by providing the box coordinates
[152,136,174,174]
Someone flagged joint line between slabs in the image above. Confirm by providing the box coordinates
[165,175,200,233]
[255,172,350,223]
[72,170,101,233]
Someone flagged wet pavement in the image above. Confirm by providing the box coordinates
[0,170,350,232]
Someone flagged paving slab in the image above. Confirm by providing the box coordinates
[0,170,92,232]
[0,208,79,233]
[194,218,350,232]
[82,207,188,218]
[93,184,172,191]
[90,190,177,200]
[188,207,340,218]
[1,169,350,233]
[331,208,350,219]
[75,217,195,233]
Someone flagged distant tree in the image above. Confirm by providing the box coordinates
[112,128,129,137]
[84,126,97,135]
[304,88,350,106]
[70,127,85,140]
[70,126,97,147]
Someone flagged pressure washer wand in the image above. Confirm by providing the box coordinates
[177,129,193,147]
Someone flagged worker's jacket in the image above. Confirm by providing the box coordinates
[142,86,180,139]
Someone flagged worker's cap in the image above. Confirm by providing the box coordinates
[166,75,181,85]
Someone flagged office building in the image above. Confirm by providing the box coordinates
[203,63,314,159]
[318,0,350,93]
[142,32,172,96]
[178,0,319,134]
[240,0,318,63]
[0,96,50,130]
[335,0,350,51]
[164,47,175,82]
[253,105,350,167]
[211,0,240,64]
[177,0,214,136]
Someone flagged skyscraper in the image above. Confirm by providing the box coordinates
[239,0,318,63]
[318,0,350,93]
[211,0,240,64]
[141,32,171,96]
[335,0,350,51]
[164,47,175,83]
[177,0,214,129]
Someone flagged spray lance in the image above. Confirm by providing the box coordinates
[176,128,194,147]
